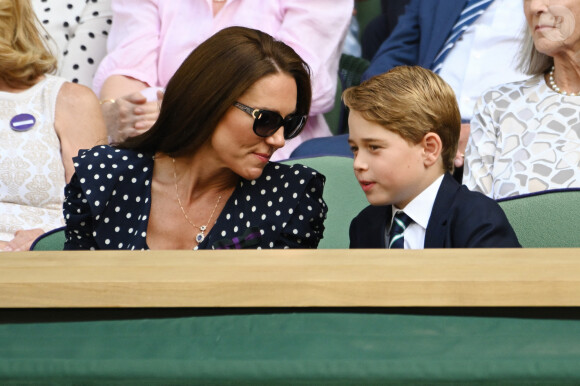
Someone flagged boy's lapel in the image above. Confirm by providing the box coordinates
[382,205,393,249]
[424,173,460,248]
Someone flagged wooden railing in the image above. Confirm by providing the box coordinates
[1,248,579,307]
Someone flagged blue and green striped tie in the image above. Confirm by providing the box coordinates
[388,211,413,249]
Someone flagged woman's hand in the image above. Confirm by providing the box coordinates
[99,75,164,144]
[1,228,45,251]
[102,92,154,144]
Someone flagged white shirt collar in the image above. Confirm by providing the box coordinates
[392,174,444,229]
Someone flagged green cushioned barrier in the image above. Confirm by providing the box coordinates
[497,189,580,248]
[282,156,368,249]
[1,312,580,384]
[30,227,66,251]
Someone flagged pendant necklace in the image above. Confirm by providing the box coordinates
[172,158,222,246]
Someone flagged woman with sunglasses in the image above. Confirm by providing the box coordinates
[94,0,352,160]
[63,26,328,250]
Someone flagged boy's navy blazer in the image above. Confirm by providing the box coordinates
[349,173,521,248]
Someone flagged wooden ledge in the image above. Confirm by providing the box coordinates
[0,248,579,307]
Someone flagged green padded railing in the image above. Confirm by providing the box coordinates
[283,156,368,249]
[498,189,580,248]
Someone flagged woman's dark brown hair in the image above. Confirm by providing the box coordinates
[119,26,312,157]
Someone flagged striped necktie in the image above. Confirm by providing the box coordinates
[388,211,413,249]
[432,0,494,73]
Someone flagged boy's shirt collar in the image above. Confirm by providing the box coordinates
[391,174,445,231]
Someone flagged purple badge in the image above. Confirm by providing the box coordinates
[10,114,36,132]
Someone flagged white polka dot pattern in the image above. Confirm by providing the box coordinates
[32,0,112,87]
[64,145,328,250]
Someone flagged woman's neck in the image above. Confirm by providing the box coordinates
[153,152,238,203]
[550,56,580,95]
[212,0,226,17]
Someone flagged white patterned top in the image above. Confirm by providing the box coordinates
[0,75,67,241]
[464,74,580,199]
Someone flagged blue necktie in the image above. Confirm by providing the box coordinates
[388,211,413,249]
[432,0,494,73]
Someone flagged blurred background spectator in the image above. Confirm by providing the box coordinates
[464,0,580,198]
[1,0,107,251]
[32,0,112,87]
[362,0,530,172]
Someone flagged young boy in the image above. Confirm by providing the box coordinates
[344,66,520,248]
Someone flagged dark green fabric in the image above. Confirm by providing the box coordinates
[335,54,370,134]
[1,312,580,384]
[324,75,343,135]
[355,0,382,41]
[324,54,370,135]
[339,54,370,91]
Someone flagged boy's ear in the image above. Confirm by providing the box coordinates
[421,132,442,167]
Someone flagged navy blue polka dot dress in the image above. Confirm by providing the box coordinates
[63,145,327,250]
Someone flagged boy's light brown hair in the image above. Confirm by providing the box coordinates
[343,65,460,172]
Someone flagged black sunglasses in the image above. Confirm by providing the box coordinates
[234,102,307,140]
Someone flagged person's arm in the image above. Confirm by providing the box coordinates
[54,82,108,183]
[454,192,521,248]
[93,0,162,143]
[93,0,161,95]
[463,93,499,198]
[362,0,421,80]
[99,76,163,144]
[62,172,100,250]
[277,0,353,115]
[1,229,45,252]
[276,173,328,248]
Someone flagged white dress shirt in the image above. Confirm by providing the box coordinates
[386,174,444,249]
[438,0,529,120]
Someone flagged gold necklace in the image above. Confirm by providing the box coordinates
[172,158,222,245]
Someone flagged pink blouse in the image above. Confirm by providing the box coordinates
[94,0,353,159]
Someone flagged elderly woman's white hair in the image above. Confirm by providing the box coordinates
[517,24,554,76]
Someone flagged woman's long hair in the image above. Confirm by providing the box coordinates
[517,24,553,76]
[0,0,56,88]
[119,26,312,157]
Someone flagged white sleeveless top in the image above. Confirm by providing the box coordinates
[0,75,67,241]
